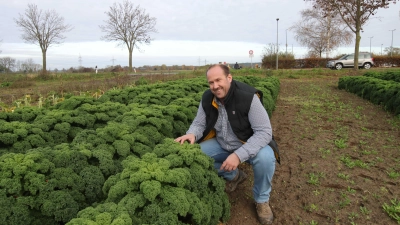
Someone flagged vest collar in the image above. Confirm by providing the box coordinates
[219,79,236,105]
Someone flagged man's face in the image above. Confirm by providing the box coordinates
[206,66,232,99]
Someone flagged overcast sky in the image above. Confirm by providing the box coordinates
[0,0,399,69]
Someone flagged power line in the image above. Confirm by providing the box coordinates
[111,56,116,66]
[78,53,82,68]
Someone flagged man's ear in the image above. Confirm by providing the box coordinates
[227,74,233,82]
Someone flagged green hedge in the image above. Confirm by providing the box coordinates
[338,76,400,115]
[363,70,400,83]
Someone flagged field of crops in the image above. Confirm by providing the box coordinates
[0,74,280,224]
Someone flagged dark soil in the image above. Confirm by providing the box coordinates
[224,78,400,225]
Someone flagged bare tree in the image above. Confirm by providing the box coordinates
[291,8,353,58]
[100,0,157,72]
[262,43,280,61]
[384,46,400,56]
[15,58,41,73]
[0,57,17,72]
[14,4,72,73]
[306,0,398,70]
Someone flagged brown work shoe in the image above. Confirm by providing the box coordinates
[225,170,248,192]
[256,202,274,224]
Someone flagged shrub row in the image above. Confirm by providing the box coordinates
[338,76,400,115]
[363,70,400,83]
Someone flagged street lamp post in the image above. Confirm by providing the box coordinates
[389,29,396,57]
[368,36,373,53]
[276,18,279,70]
[286,29,288,55]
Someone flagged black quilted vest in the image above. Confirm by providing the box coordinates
[197,80,263,143]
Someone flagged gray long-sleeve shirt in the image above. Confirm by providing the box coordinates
[186,94,272,162]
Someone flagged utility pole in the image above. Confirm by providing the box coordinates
[78,53,82,68]
[276,18,279,70]
[368,36,373,53]
[389,29,396,57]
[111,57,116,67]
[285,29,288,55]
[204,59,207,65]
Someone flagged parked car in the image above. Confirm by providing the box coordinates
[326,52,375,70]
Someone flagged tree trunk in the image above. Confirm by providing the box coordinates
[326,13,331,58]
[354,32,361,70]
[42,49,47,73]
[129,49,133,72]
[353,0,361,70]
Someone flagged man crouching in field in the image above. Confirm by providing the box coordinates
[175,64,276,224]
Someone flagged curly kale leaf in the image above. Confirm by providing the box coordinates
[79,165,105,203]
[41,190,80,223]
[140,180,161,202]
[66,202,132,225]
[112,140,131,157]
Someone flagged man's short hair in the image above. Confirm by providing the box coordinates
[206,64,230,77]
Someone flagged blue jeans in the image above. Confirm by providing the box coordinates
[199,138,276,203]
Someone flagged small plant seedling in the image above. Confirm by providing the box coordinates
[347,186,356,194]
[360,206,371,215]
[335,138,348,149]
[340,155,356,168]
[308,173,320,185]
[359,140,367,145]
[319,148,331,159]
[339,193,351,209]
[338,172,349,180]
[348,212,359,220]
[387,169,400,179]
[382,199,400,224]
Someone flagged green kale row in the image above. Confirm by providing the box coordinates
[98,78,209,106]
[0,101,215,224]
[363,70,400,83]
[0,76,279,155]
[67,139,230,225]
[1,139,230,225]
[0,143,106,224]
[0,100,131,154]
[0,100,217,224]
[338,76,400,115]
